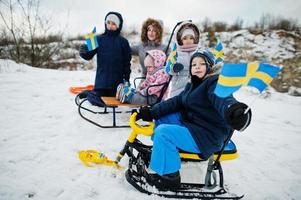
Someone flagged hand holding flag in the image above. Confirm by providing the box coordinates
[85,27,99,51]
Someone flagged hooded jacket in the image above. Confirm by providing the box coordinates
[150,68,238,159]
[79,12,131,91]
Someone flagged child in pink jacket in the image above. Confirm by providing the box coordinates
[116,50,170,105]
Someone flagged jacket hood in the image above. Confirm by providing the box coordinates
[176,23,200,46]
[104,11,123,35]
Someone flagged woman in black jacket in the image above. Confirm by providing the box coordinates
[136,50,252,190]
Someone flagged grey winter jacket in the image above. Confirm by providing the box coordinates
[166,50,195,98]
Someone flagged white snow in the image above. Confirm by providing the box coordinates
[0,59,301,200]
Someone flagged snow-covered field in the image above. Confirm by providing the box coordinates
[0,59,301,200]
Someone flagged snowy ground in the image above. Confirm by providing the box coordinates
[0,59,301,200]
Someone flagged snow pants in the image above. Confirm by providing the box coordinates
[149,113,201,176]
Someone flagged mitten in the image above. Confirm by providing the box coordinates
[79,44,89,54]
[137,106,153,122]
[172,63,184,73]
[225,103,252,131]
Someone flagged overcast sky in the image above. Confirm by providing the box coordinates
[4,0,301,36]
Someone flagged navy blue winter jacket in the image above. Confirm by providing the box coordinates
[150,74,238,159]
[79,12,131,90]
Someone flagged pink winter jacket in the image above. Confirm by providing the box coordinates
[137,68,170,98]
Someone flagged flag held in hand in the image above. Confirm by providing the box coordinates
[165,43,178,74]
[85,27,99,51]
[214,62,281,97]
[212,41,224,65]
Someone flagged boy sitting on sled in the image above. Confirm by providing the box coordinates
[135,49,252,190]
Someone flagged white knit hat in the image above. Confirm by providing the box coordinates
[181,28,195,39]
[105,14,120,28]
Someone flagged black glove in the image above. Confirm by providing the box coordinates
[173,63,184,73]
[79,44,89,54]
[136,106,153,122]
[225,103,252,131]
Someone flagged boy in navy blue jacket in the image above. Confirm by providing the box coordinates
[79,12,131,98]
[135,50,252,190]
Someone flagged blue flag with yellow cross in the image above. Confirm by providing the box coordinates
[85,27,99,51]
[214,62,281,97]
[212,41,224,65]
[165,43,178,74]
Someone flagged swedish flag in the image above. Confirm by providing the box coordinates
[212,41,224,64]
[165,43,178,74]
[214,63,281,97]
[85,27,99,51]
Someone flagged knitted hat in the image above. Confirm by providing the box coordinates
[181,29,195,39]
[144,50,166,68]
[189,49,215,76]
[176,23,200,45]
[105,13,120,28]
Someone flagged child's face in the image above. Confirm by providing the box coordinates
[147,25,158,42]
[191,57,207,79]
[182,35,195,45]
[106,21,118,31]
[146,65,155,73]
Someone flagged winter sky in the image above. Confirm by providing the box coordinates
[38,0,301,35]
[2,0,301,36]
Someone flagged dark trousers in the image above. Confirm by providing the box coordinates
[94,88,116,97]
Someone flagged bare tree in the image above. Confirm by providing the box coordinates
[0,0,63,67]
[0,0,23,62]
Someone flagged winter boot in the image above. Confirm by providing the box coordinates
[121,88,136,103]
[146,171,181,190]
[116,83,124,100]
[78,90,91,99]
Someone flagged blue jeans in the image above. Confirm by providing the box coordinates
[150,113,200,176]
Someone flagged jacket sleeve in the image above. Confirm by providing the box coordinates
[122,39,132,82]
[130,44,139,56]
[207,76,238,119]
[79,44,97,60]
[148,72,170,96]
[150,84,189,119]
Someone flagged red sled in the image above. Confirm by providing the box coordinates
[69,85,94,94]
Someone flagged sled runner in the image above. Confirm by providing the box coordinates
[79,112,243,199]
[76,77,170,128]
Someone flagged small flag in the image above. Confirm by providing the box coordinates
[85,27,99,51]
[165,43,178,74]
[214,62,281,97]
[212,41,224,65]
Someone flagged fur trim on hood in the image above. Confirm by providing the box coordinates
[176,23,200,45]
[141,18,163,46]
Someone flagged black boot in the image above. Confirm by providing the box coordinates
[147,171,181,190]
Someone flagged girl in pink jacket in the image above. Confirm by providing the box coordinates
[116,50,170,105]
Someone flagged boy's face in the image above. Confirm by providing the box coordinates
[147,25,158,42]
[191,57,207,79]
[182,35,195,45]
[106,21,118,31]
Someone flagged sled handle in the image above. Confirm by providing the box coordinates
[128,112,154,142]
